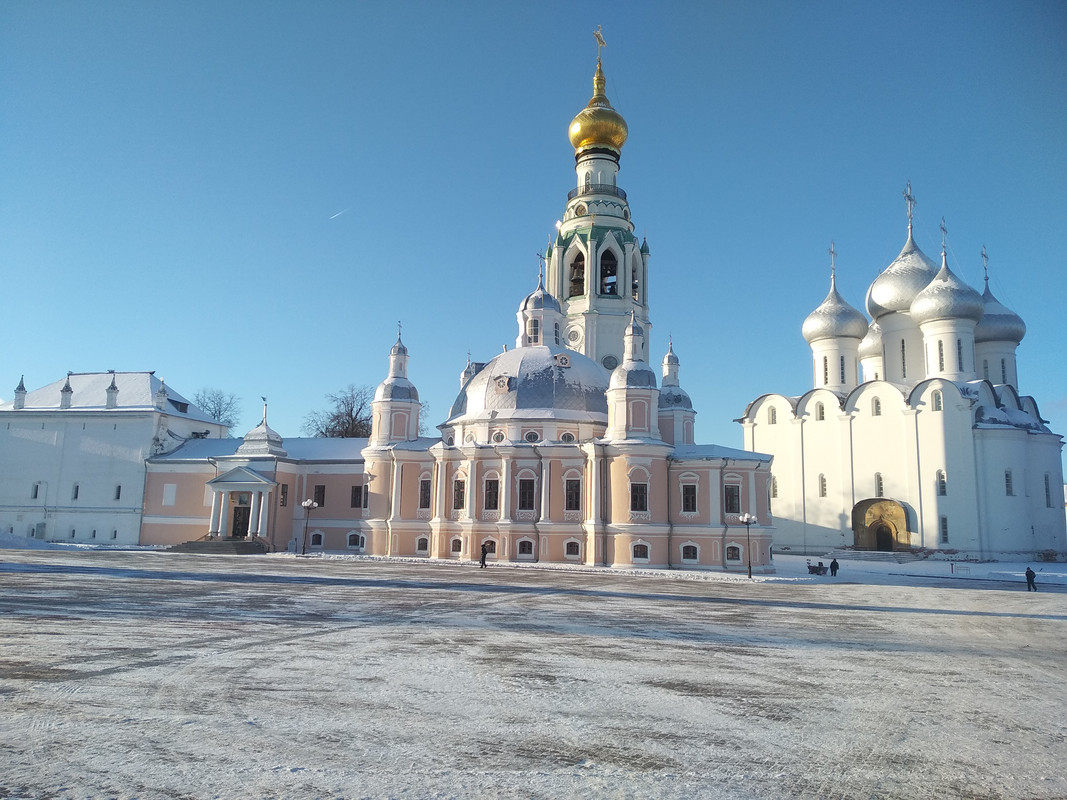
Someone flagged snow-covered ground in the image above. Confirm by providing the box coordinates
[1,542,1064,799]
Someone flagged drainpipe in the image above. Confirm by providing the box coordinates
[666,457,674,569]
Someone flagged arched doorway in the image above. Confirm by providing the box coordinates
[851,499,910,551]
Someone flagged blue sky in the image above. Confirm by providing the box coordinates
[3,1,1065,465]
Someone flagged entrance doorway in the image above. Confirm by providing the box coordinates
[851,498,909,551]
[232,506,250,538]
[875,524,894,551]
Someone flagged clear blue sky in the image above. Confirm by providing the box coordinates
[3,2,1065,466]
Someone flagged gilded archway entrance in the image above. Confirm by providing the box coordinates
[851,499,909,551]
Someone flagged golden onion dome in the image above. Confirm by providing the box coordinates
[568,59,628,155]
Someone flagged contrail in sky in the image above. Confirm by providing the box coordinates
[329,208,350,220]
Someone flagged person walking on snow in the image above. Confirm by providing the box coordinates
[829,558,839,577]
[480,543,488,569]
[1025,566,1037,591]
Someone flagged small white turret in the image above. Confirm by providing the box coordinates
[658,339,696,445]
[803,245,868,392]
[606,312,661,441]
[13,375,26,410]
[974,248,1026,388]
[60,374,74,409]
[369,328,421,446]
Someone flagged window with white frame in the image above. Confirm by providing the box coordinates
[484,479,500,510]
[815,402,825,421]
[872,397,881,416]
[162,483,177,507]
[416,537,429,552]
[310,532,323,546]
[565,541,580,557]
[875,472,884,498]
[726,545,741,561]
[681,544,698,560]
[724,484,741,514]
[519,540,534,555]
[453,479,466,509]
[818,474,827,498]
[936,470,947,496]
[450,538,462,553]
[932,390,942,411]
[768,406,777,425]
[630,482,648,512]
[518,479,536,511]
[565,478,581,511]
[419,479,431,509]
[632,543,649,560]
[682,484,697,513]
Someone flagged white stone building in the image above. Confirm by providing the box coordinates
[740,201,1066,560]
[0,372,228,545]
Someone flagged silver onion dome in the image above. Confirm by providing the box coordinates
[446,344,608,423]
[802,274,869,343]
[910,253,984,325]
[974,282,1026,344]
[858,322,883,360]
[866,231,940,319]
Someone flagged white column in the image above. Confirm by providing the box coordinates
[209,490,222,536]
[219,493,231,537]
[256,490,270,538]
[500,455,511,521]
[248,491,262,536]
[540,459,551,522]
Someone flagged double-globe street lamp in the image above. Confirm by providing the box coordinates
[739,512,757,579]
[301,498,319,556]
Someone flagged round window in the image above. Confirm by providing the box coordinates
[602,355,619,370]
[492,431,505,443]
[464,433,475,443]
[567,328,581,343]
[524,431,540,443]
[561,432,575,443]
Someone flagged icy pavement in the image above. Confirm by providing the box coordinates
[0,549,1064,799]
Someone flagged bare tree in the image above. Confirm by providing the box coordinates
[193,388,241,431]
[303,385,374,438]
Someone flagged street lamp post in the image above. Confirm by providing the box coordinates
[301,498,318,556]
[739,512,757,579]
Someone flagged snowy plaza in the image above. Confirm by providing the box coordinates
[0,548,1064,799]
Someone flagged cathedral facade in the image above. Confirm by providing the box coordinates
[740,199,1066,560]
[142,54,775,572]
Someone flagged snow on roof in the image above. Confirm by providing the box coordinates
[671,444,772,462]
[153,437,370,462]
[1,371,218,424]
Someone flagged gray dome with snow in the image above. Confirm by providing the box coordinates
[446,344,607,423]
[659,386,692,410]
[802,276,869,343]
[609,360,658,390]
[974,283,1026,344]
[518,275,561,313]
[374,377,419,402]
[866,231,940,319]
[910,257,984,325]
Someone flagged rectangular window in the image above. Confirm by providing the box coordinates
[313,484,326,506]
[956,339,964,372]
[114,485,122,501]
[453,480,465,509]
[351,485,363,508]
[682,484,697,513]
[72,484,79,500]
[940,516,949,544]
[279,484,288,507]
[419,479,431,509]
[839,356,845,384]
[518,479,535,511]
[724,484,741,514]
[1046,474,1053,509]
[1004,471,1013,497]
[31,483,40,500]
[565,479,581,511]
[484,479,499,510]
[630,483,648,512]
[162,483,177,507]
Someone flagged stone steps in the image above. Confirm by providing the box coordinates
[822,549,927,564]
[168,537,270,556]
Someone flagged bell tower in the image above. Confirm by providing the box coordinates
[545,29,651,374]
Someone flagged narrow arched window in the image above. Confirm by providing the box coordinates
[815,403,825,421]
[1004,470,1014,496]
[938,340,945,372]
[1045,474,1053,508]
[554,322,560,345]
[822,356,829,386]
[771,476,778,499]
[1001,359,1007,384]
[957,339,964,372]
[450,538,462,553]
[310,533,323,547]
[901,340,907,379]
[417,537,428,551]
[599,250,618,295]
[527,318,539,344]
[840,356,846,384]
[569,253,585,297]
[872,397,881,417]
[768,407,777,425]
[936,470,947,496]
[818,474,827,498]
[932,390,942,411]
[940,517,949,543]
[875,473,884,497]
[983,359,989,380]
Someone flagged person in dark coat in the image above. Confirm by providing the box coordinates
[1025,566,1037,591]
[480,543,488,569]
[829,558,839,577]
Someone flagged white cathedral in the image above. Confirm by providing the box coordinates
[741,194,1066,560]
